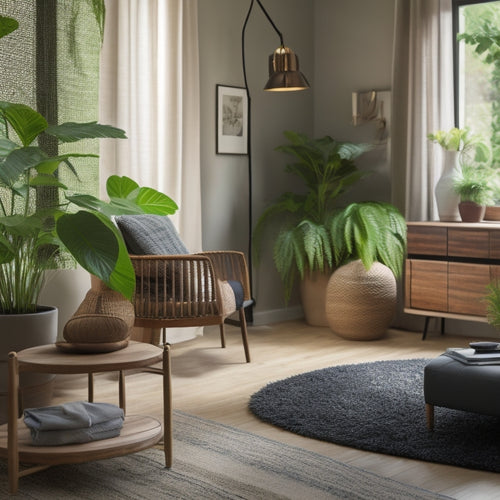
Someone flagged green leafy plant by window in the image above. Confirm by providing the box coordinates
[0,14,178,313]
[0,101,177,313]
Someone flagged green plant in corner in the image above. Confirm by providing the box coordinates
[328,201,407,278]
[253,130,370,301]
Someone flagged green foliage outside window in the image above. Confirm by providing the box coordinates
[457,1,500,200]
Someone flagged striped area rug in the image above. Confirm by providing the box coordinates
[0,411,450,499]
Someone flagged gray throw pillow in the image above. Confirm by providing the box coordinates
[115,215,189,255]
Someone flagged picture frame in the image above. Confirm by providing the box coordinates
[216,84,248,155]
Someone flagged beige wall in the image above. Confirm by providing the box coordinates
[198,0,395,324]
[198,0,314,323]
[313,0,395,204]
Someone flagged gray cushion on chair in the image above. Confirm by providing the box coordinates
[115,215,189,255]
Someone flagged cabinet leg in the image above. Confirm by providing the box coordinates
[119,370,126,413]
[422,317,430,340]
[163,344,172,468]
[88,373,94,402]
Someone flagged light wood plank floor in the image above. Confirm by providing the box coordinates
[53,320,500,500]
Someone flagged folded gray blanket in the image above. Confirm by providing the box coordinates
[23,402,125,446]
[27,417,124,446]
[24,401,124,431]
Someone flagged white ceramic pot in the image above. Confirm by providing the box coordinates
[0,306,58,423]
[435,150,461,222]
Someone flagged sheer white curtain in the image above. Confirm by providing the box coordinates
[99,0,201,251]
[99,0,201,342]
[391,0,454,221]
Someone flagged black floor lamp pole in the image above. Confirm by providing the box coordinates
[241,0,255,323]
[241,0,310,324]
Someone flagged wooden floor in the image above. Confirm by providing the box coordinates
[52,320,500,500]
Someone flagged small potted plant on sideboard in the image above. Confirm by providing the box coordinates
[453,164,494,222]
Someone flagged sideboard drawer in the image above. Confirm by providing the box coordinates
[448,229,490,259]
[490,232,500,260]
[407,226,447,256]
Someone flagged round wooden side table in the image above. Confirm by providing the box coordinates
[0,341,171,494]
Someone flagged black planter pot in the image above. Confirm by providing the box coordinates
[0,306,58,423]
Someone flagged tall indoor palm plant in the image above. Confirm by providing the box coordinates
[253,130,370,302]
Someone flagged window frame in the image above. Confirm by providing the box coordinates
[452,0,499,126]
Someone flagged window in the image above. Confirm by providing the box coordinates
[453,0,500,168]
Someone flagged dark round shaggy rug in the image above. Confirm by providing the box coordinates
[249,359,500,473]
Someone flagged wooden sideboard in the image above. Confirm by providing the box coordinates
[405,221,500,337]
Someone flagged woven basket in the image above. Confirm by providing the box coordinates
[326,260,396,340]
[62,277,135,351]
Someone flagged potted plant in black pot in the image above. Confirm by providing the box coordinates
[453,164,495,222]
[253,130,370,325]
[325,201,407,340]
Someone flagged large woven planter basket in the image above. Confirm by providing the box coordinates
[326,260,396,340]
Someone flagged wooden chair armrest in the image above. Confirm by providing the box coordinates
[197,251,251,302]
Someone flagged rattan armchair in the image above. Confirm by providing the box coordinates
[116,215,252,363]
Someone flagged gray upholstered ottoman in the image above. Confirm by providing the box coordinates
[424,354,500,429]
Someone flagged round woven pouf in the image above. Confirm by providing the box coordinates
[326,260,396,340]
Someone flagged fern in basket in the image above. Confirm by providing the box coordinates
[329,201,407,278]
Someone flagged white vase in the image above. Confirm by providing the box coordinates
[435,150,461,222]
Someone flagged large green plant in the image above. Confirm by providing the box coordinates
[0,101,177,313]
[329,201,407,278]
[253,130,370,301]
[0,14,177,313]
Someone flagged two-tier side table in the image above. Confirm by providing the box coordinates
[0,341,171,494]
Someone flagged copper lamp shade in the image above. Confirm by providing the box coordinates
[264,46,310,91]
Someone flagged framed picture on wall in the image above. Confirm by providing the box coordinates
[216,84,248,155]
